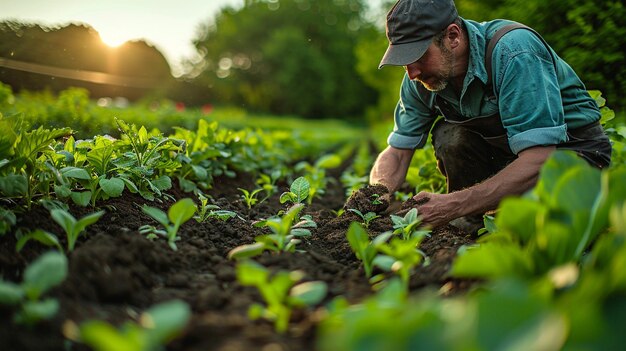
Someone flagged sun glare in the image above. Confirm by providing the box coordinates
[98,30,130,48]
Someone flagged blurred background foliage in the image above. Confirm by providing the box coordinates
[0,0,624,121]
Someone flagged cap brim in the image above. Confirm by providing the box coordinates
[378,39,432,69]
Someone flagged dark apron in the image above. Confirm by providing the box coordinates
[434,94,612,169]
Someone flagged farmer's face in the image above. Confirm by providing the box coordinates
[405,41,455,92]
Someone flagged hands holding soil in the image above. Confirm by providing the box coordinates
[345,185,459,229]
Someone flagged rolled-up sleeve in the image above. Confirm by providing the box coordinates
[388,74,437,149]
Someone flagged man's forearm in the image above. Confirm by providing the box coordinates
[369,146,415,193]
[447,146,555,218]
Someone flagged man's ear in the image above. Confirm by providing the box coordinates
[447,23,462,49]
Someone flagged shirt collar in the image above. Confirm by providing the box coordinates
[461,18,489,86]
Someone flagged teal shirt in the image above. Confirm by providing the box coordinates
[388,18,600,154]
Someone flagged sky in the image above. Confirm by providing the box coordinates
[0,0,386,77]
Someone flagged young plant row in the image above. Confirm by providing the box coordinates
[318,151,626,350]
[0,112,356,236]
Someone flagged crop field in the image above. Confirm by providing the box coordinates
[1,86,626,351]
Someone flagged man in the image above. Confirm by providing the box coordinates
[364,0,611,231]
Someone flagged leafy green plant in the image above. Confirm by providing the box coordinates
[1,125,73,209]
[113,118,181,201]
[370,193,383,205]
[238,187,264,209]
[452,151,626,280]
[347,208,380,229]
[256,169,282,202]
[194,194,238,222]
[294,154,341,204]
[0,251,67,325]
[346,222,392,278]
[228,203,316,259]
[66,299,191,351]
[50,208,105,252]
[390,208,430,240]
[236,260,327,333]
[279,176,310,205]
[373,233,427,288]
[139,198,196,250]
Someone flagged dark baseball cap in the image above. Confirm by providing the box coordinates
[379,0,458,69]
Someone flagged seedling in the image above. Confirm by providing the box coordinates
[194,194,238,222]
[294,154,341,203]
[347,209,380,229]
[370,193,383,205]
[0,251,67,325]
[238,187,264,209]
[50,208,105,251]
[228,203,316,259]
[346,222,393,278]
[390,208,430,240]
[256,169,282,202]
[65,299,191,351]
[140,198,196,251]
[373,234,427,288]
[236,260,327,333]
[279,176,310,205]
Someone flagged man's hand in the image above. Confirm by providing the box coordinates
[395,191,457,229]
[410,192,456,228]
[344,184,391,214]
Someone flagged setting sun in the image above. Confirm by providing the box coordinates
[98,29,130,47]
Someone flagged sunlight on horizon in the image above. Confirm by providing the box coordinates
[98,30,130,48]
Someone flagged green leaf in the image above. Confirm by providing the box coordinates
[61,166,91,180]
[99,177,125,197]
[142,205,169,227]
[290,177,310,203]
[168,198,196,226]
[495,198,544,244]
[228,242,267,260]
[138,126,149,144]
[22,251,68,300]
[16,229,62,252]
[236,260,269,286]
[79,320,144,351]
[289,281,327,306]
[54,184,72,198]
[75,211,105,233]
[50,209,77,234]
[141,300,191,346]
[71,191,92,207]
[0,281,24,305]
[372,255,396,271]
[152,175,172,191]
[552,166,600,213]
[15,298,59,325]
[315,154,342,169]
[451,242,533,279]
[346,222,368,259]
[534,151,588,199]
[0,174,28,196]
[279,192,296,204]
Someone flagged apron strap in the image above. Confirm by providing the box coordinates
[485,23,556,90]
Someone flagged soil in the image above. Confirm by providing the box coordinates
[0,168,476,351]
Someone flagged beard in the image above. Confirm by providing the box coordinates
[419,45,455,92]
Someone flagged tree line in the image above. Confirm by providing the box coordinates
[0,0,624,118]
